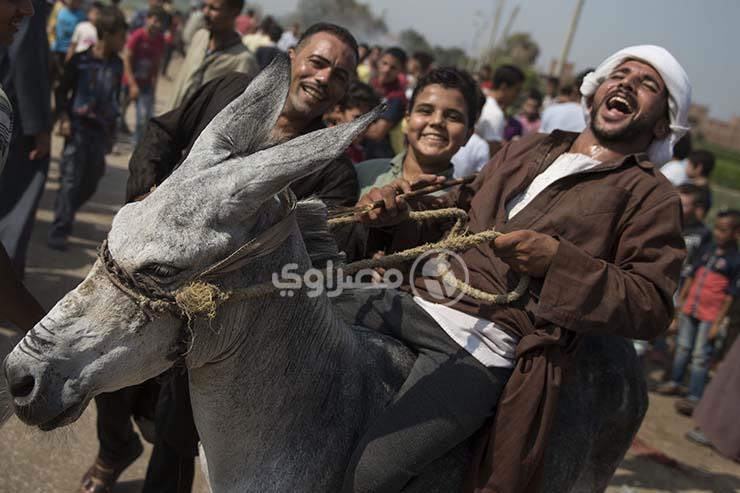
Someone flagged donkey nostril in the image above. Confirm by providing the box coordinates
[9,374,35,399]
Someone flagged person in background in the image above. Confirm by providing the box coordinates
[451,86,489,178]
[168,0,257,111]
[405,50,434,100]
[0,0,52,276]
[254,20,282,69]
[659,133,692,186]
[685,149,715,218]
[504,114,523,141]
[46,0,63,49]
[366,44,381,81]
[517,89,542,136]
[658,209,740,417]
[356,42,371,83]
[688,332,740,461]
[48,6,127,250]
[50,0,84,123]
[159,8,182,78]
[128,0,168,33]
[180,0,204,48]
[356,67,476,197]
[539,69,590,134]
[65,0,101,60]
[677,183,712,269]
[475,63,524,155]
[0,0,46,332]
[541,75,559,108]
[241,14,274,52]
[477,64,493,90]
[364,46,408,159]
[339,80,381,164]
[124,5,166,144]
[277,21,300,51]
[234,6,255,36]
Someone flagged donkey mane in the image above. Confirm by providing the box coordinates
[295,198,343,267]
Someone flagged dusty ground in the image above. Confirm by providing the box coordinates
[1,59,739,492]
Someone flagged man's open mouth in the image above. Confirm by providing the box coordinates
[605,92,636,115]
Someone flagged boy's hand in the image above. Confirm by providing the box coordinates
[492,230,560,278]
[356,174,445,227]
[58,119,72,138]
[129,83,140,101]
[28,131,50,160]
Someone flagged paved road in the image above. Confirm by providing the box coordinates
[1,60,739,493]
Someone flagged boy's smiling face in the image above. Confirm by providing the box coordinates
[405,83,472,166]
[713,216,738,249]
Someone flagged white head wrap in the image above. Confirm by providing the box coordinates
[579,45,691,165]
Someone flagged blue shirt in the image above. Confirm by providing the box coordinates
[53,7,86,53]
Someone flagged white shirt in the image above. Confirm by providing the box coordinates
[659,158,689,186]
[277,31,298,52]
[539,102,586,134]
[451,133,490,178]
[414,152,602,368]
[475,96,505,141]
[71,21,98,53]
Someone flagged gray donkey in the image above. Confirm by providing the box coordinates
[4,54,646,492]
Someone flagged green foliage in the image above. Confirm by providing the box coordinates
[481,32,540,70]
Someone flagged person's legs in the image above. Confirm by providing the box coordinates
[142,437,195,493]
[134,86,154,145]
[77,127,107,208]
[95,389,143,464]
[687,320,714,401]
[49,128,85,244]
[670,314,698,385]
[334,288,512,493]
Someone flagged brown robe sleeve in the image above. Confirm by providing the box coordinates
[535,190,685,339]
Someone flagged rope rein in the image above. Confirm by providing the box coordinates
[99,205,529,323]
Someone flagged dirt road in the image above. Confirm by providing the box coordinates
[1,61,739,493]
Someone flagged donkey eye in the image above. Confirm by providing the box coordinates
[140,263,182,279]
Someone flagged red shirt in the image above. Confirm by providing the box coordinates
[125,27,165,87]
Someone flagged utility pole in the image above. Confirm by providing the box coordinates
[484,0,505,64]
[556,0,585,79]
[497,5,520,49]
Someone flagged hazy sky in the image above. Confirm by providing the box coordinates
[256,0,740,120]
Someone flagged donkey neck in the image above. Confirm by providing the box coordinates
[187,239,363,490]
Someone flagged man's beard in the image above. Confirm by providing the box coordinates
[589,102,656,144]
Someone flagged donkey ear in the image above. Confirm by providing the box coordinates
[223,103,387,205]
[185,53,291,168]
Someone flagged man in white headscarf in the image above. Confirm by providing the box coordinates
[345,45,691,493]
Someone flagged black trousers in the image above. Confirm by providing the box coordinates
[94,377,195,493]
[333,288,512,493]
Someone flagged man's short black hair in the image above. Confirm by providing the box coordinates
[492,64,525,89]
[383,46,408,68]
[689,150,715,177]
[676,183,709,211]
[673,133,692,160]
[95,6,128,37]
[246,8,254,15]
[89,1,104,10]
[295,22,359,64]
[716,209,740,229]
[147,5,168,23]
[343,80,381,111]
[409,67,478,128]
[411,51,434,72]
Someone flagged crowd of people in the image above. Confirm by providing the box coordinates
[0,0,739,491]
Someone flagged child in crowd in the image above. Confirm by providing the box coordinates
[364,46,408,159]
[677,183,712,268]
[51,0,86,123]
[685,149,715,219]
[66,1,102,60]
[48,7,127,250]
[517,89,542,136]
[356,67,476,197]
[658,209,740,416]
[123,6,167,144]
[341,81,381,164]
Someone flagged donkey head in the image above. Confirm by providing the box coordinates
[4,53,382,430]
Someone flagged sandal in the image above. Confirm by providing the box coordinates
[79,441,143,493]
